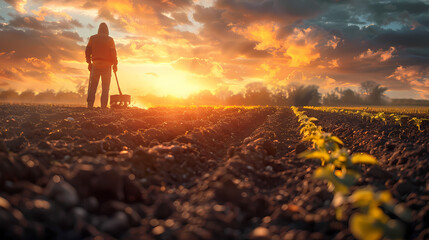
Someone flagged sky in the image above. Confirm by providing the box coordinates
[0,0,429,99]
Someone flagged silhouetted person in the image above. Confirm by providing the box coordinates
[85,22,118,108]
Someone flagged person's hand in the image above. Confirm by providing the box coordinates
[113,65,118,73]
[88,63,92,71]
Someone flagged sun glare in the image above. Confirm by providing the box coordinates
[118,63,206,98]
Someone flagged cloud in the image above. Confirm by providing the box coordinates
[216,0,332,24]
[231,22,281,51]
[9,15,83,31]
[389,65,429,86]
[0,16,84,89]
[25,55,51,70]
[328,59,339,68]
[357,46,396,62]
[326,36,340,49]
[171,12,191,25]
[4,0,27,13]
[0,28,82,62]
[366,1,429,27]
[0,68,23,82]
[1,0,429,99]
[31,7,75,22]
[172,57,223,76]
[60,31,84,42]
[284,27,322,67]
[374,29,429,48]
[388,65,429,98]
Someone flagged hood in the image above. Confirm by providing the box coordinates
[98,23,109,35]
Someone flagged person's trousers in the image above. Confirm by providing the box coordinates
[87,66,111,108]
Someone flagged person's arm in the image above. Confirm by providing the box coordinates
[85,37,93,71]
[111,38,118,72]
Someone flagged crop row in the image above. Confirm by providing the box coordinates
[304,106,429,132]
[291,106,411,240]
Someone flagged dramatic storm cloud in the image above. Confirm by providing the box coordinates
[0,0,428,98]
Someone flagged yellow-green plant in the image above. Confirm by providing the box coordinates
[304,106,429,115]
[304,106,428,132]
[360,112,372,120]
[293,107,377,194]
[349,188,411,240]
[408,117,429,132]
[374,112,388,125]
[389,114,408,126]
[291,106,410,240]
[300,146,377,194]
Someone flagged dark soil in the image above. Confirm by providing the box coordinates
[304,108,429,240]
[0,104,427,239]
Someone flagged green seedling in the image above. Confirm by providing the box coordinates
[313,164,358,194]
[292,106,409,240]
[299,116,318,126]
[360,112,372,120]
[300,124,323,140]
[302,132,343,152]
[389,114,408,126]
[349,188,410,240]
[300,148,377,193]
[374,112,387,125]
[409,117,429,132]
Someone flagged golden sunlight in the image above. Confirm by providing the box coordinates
[118,63,206,98]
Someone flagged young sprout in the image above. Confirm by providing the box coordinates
[300,148,377,194]
[408,117,429,132]
[292,106,410,240]
[302,133,343,152]
[360,112,372,120]
[389,114,408,126]
[349,188,410,240]
[374,112,387,125]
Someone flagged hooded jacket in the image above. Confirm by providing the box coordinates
[85,23,118,67]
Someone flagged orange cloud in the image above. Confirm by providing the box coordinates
[232,24,323,67]
[231,22,281,51]
[4,0,27,13]
[388,65,429,97]
[32,7,73,21]
[328,59,339,68]
[285,28,321,67]
[260,63,280,79]
[326,36,340,49]
[25,55,52,70]
[172,57,223,77]
[389,66,428,86]
[0,51,16,60]
[357,46,396,62]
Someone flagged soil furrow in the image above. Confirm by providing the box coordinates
[1,105,427,239]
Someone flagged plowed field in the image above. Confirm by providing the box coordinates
[0,105,427,239]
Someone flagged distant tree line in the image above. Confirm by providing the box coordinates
[2,80,425,106]
[139,81,389,106]
[137,83,322,106]
[322,81,388,106]
[0,87,87,105]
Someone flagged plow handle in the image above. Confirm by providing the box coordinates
[114,71,123,95]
